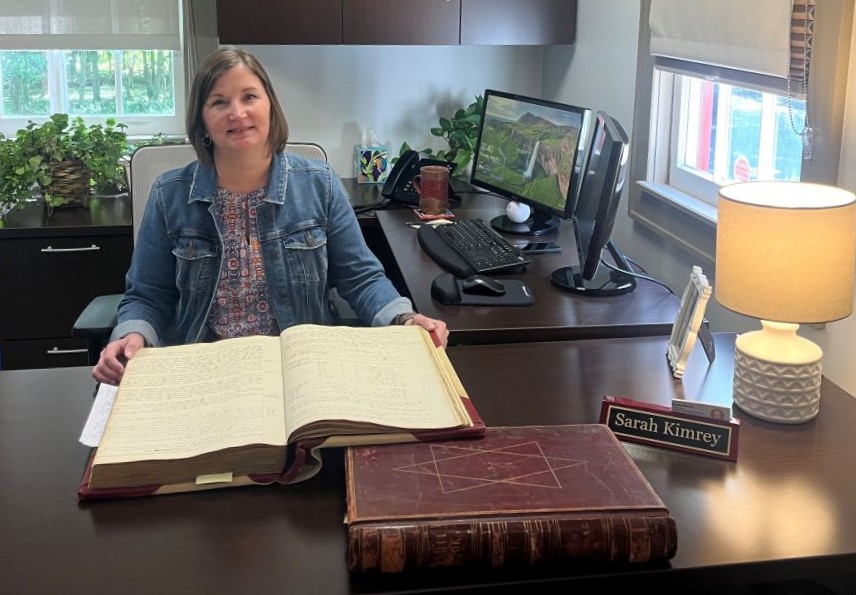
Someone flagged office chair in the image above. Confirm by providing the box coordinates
[71,141,354,365]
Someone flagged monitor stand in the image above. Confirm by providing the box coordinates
[490,213,560,236]
[550,266,636,296]
[550,241,636,296]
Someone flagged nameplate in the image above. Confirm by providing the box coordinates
[599,396,739,462]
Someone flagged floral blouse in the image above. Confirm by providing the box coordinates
[206,186,278,339]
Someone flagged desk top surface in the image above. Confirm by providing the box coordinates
[0,194,132,238]
[2,334,855,594]
[374,197,681,345]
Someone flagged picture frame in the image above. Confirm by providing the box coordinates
[667,266,713,378]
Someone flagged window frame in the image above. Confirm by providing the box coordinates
[655,69,807,208]
[628,0,852,265]
[0,49,186,138]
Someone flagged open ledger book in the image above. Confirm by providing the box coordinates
[78,324,485,499]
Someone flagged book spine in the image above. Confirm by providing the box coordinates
[348,515,677,573]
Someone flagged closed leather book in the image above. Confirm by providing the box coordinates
[346,424,677,572]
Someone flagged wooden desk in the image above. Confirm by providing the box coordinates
[374,196,681,344]
[2,335,854,594]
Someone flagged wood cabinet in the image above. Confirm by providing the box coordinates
[343,0,460,45]
[216,0,575,45]
[217,0,343,45]
[461,0,576,45]
[0,198,132,370]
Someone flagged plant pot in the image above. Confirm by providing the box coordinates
[44,160,92,208]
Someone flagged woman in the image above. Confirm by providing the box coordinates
[94,48,448,385]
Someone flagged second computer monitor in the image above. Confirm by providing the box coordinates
[550,111,635,297]
[470,89,593,236]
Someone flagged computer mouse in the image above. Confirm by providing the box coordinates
[462,275,506,296]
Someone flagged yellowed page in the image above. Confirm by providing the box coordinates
[279,325,466,440]
[94,335,286,465]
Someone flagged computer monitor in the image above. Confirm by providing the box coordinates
[550,111,636,297]
[470,89,594,236]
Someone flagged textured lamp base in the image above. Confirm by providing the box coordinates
[732,345,822,424]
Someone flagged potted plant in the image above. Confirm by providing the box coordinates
[0,113,128,216]
[398,95,484,177]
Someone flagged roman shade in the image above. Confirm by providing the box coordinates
[649,0,814,94]
[0,0,181,50]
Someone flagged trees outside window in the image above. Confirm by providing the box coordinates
[1,50,182,136]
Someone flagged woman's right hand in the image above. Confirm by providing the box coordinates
[93,333,145,386]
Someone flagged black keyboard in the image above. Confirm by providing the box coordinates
[417,219,531,276]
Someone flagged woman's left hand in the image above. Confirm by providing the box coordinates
[405,314,449,348]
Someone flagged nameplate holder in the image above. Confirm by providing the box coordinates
[599,396,739,462]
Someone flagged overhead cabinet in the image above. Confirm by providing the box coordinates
[461,0,576,45]
[343,0,460,45]
[216,0,575,46]
[217,0,343,45]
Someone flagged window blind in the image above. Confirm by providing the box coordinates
[0,0,181,50]
[789,0,815,94]
[649,0,814,94]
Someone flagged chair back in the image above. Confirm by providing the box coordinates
[129,144,198,245]
[128,142,328,245]
[284,142,328,162]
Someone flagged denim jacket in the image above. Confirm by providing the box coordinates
[112,151,412,347]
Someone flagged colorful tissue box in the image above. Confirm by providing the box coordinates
[355,145,391,184]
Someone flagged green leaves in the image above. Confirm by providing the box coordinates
[404,95,484,176]
[0,113,129,213]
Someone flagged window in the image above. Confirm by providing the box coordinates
[0,49,183,136]
[628,0,849,264]
[0,0,184,138]
[651,70,806,206]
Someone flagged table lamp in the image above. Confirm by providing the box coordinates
[715,181,856,423]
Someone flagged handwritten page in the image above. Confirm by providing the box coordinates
[79,382,119,447]
[279,325,465,440]
[94,335,286,465]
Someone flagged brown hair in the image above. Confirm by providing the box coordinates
[186,48,289,166]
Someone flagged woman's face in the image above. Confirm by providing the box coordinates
[202,63,271,158]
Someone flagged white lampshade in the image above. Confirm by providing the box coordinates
[715,181,856,423]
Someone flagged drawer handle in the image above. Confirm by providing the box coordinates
[47,348,89,356]
[41,244,101,253]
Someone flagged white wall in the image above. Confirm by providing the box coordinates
[543,1,638,142]
[801,15,856,395]
[241,46,544,176]
[542,0,640,252]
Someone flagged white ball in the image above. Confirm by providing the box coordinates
[506,201,531,223]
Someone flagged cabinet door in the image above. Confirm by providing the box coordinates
[217,0,343,45]
[0,234,132,341]
[461,0,576,45]
[0,338,90,370]
[343,0,461,45]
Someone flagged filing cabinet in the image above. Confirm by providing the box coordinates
[0,198,132,370]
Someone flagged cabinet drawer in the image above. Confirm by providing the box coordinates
[0,337,91,370]
[0,234,132,341]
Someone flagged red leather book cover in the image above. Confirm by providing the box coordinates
[346,424,677,573]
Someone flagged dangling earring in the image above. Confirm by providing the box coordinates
[202,134,212,147]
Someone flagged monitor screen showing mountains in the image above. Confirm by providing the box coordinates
[474,94,585,212]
